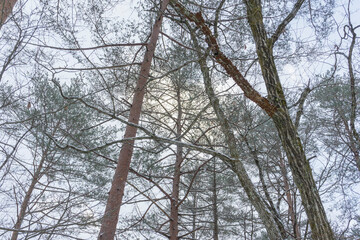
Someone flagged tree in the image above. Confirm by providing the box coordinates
[0,0,17,28]
[170,0,335,238]
[99,1,170,239]
[0,75,117,239]
[1,0,359,239]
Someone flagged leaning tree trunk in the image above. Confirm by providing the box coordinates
[11,149,48,240]
[0,0,17,28]
[98,1,169,239]
[170,0,334,239]
[243,1,334,239]
[188,25,286,239]
[11,121,60,240]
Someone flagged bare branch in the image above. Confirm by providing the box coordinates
[270,0,306,46]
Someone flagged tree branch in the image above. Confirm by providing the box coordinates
[170,0,277,116]
[270,0,306,46]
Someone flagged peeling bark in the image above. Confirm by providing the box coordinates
[170,0,277,117]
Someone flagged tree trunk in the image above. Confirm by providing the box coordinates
[98,1,169,239]
[243,1,334,239]
[191,190,197,240]
[170,86,182,240]
[346,24,360,171]
[0,0,17,28]
[188,26,286,239]
[11,151,47,240]
[171,0,334,238]
[11,121,60,240]
[211,160,219,240]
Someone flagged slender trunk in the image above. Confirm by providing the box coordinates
[243,1,334,239]
[11,121,60,240]
[279,155,301,240]
[0,0,17,28]
[338,111,360,171]
[211,160,219,240]
[170,87,182,240]
[245,138,285,235]
[202,65,285,239]
[11,152,47,240]
[347,25,360,171]
[191,190,197,240]
[188,26,285,239]
[98,1,169,239]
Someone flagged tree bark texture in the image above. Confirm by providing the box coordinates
[243,0,335,239]
[346,24,360,171]
[98,1,169,239]
[0,0,17,28]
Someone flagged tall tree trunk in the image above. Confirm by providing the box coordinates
[201,59,285,239]
[170,0,334,239]
[346,22,360,171]
[188,25,286,240]
[0,0,17,28]
[242,1,334,239]
[170,86,182,240]
[191,190,197,240]
[98,1,169,239]
[211,160,219,240]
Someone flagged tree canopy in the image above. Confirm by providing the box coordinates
[0,0,359,239]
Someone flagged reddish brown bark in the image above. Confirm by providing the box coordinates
[170,1,277,117]
[98,1,169,239]
[0,0,17,28]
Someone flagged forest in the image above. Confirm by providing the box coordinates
[0,0,359,239]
